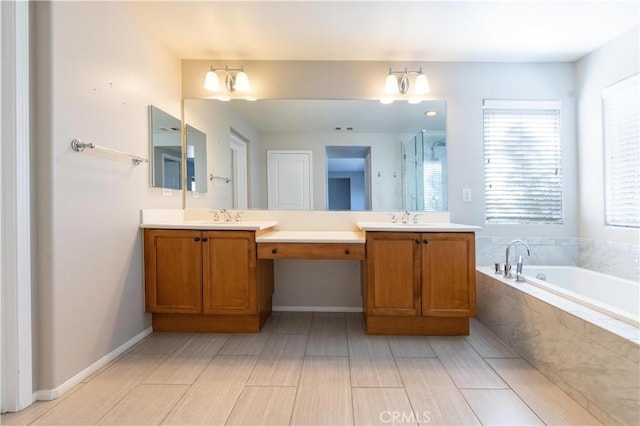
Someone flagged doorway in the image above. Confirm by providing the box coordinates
[325,146,371,211]
[229,131,248,209]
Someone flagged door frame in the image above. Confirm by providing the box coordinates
[229,131,248,209]
[1,0,34,412]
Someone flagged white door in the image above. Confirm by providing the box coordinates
[229,132,248,209]
[267,150,312,210]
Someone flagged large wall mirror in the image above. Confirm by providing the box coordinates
[183,99,446,211]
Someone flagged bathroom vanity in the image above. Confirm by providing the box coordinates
[143,223,277,333]
[359,226,476,335]
[140,210,479,335]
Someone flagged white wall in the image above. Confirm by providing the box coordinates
[33,2,181,392]
[574,25,639,244]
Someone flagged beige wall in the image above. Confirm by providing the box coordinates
[33,1,181,391]
[574,25,639,244]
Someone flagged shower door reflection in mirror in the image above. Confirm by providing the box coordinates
[402,130,447,211]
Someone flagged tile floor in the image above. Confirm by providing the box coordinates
[2,312,602,425]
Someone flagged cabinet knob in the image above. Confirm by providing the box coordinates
[202,237,208,242]
[345,249,350,255]
[423,239,429,244]
[194,237,201,242]
[415,239,420,244]
[272,248,278,254]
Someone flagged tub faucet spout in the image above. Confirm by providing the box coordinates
[505,239,531,279]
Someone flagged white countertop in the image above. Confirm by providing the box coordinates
[140,220,278,231]
[356,221,481,232]
[256,231,366,243]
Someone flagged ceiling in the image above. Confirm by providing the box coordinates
[127,1,638,62]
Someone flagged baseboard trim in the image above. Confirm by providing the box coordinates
[34,327,152,401]
[272,306,363,312]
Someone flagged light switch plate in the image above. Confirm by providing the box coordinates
[162,188,172,196]
[462,188,472,202]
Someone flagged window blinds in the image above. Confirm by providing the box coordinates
[603,73,639,228]
[483,100,563,224]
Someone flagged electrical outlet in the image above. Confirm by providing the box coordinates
[462,188,472,202]
[162,188,172,196]
[192,191,199,198]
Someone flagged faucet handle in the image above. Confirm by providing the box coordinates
[412,213,422,224]
[401,210,411,224]
[211,211,220,222]
[234,212,243,222]
[387,213,398,223]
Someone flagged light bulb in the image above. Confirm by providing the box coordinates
[204,69,220,91]
[234,71,250,92]
[414,73,430,94]
[384,74,399,95]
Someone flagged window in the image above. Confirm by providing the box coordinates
[483,100,563,224]
[603,73,639,228]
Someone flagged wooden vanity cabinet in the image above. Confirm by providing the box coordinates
[144,229,203,314]
[421,232,476,317]
[144,228,273,332]
[364,231,476,335]
[202,231,257,315]
[366,232,421,316]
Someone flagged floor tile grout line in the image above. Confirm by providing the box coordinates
[425,347,484,424]
[156,383,191,426]
[346,313,357,426]
[91,381,142,425]
[483,357,597,426]
[287,330,312,425]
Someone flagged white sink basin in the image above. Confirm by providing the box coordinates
[356,222,481,232]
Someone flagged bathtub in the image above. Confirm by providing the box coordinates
[476,267,640,425]
[521,265,639,327]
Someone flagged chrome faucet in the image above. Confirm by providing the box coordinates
[401,211,411,224]
[220,209,232,222]
[505,239,531,279]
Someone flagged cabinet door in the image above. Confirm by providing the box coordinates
[202,231,257,315]
[144,229,203,313]
[421,232,476,317]
[366,232,421,316]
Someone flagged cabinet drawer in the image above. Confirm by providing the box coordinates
[257,243,365,260]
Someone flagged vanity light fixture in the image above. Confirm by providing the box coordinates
[204,65,251,99]
[381,67,430,104]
